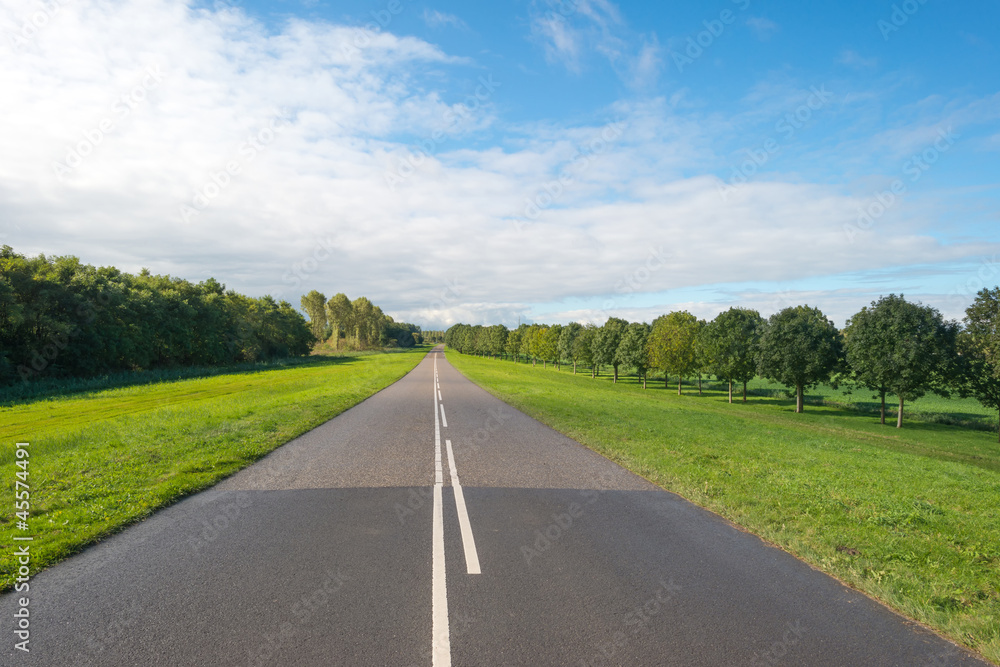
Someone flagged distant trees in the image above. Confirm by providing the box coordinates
[703,307,764,403]
[757,305,843,413]
[648,311,701,394]
[574,324,597,377]
[558,322,583,373]
[1,246,312,386]
[300,290,327,341]
[616,322,651,388]
[442,289,1000,433]
[593,317,628,382]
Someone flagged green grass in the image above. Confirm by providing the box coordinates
[449,353,1000,665]
[0,347,427,590]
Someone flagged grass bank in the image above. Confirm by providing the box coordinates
[0,347,427,590]
[448,351,1000,665]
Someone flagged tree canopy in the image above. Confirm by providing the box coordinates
[757,305,843,413]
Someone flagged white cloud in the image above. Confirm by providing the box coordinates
[0,0,993,331]
[838,49,877,69]
[422,9,469,31]
[746,17,779,41]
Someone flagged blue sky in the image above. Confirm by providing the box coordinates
[2,0,998,328]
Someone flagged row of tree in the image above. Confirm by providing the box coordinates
[299,290,421,349]
[445,292,1000,438]
[0,246,314,385]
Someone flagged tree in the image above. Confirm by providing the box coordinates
[844,295,957,427]
[538,325,561,369]
[486,324,508,359]
[616,322,651,388]
[559,322,583,374]
[703,307,764,403]
[505,327,523,361]
[958,288,1000,441]
[300,290,327,343]
[325,293,353,350]
[593,317,628,382]
[648,311,700,394]
[757,305,843,413]
[574,324,597,377]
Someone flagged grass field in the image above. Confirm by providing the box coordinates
[448,352,1000,665]
[0,347,426,590]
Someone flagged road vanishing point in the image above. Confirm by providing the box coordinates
[1,346,991,666]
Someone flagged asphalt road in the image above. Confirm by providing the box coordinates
[0,346,991,666]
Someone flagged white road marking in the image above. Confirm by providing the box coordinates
[438,390,443,401]
[446,439,481,575]
[440,404,448,428]
[432,484,450,666]
[432,355,450,665]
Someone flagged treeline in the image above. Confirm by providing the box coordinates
[445,292,1000,437]
[299,290,422,350]
[0,246,313,386]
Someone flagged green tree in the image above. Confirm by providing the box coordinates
[558,322,583,373]
[574,324,597,377]
[325,293,353,350]
[844,295,957,427]
[703,307,764,403]
[300,290,327,343]
[615,322,651,388]
[648,311,701,394]
[537,325,561,369]
[593,317,628,382]
[505,327,523,361]
[758,305,843,413]
[957,288,1000,441]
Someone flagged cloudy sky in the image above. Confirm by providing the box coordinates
[2,0,999,329]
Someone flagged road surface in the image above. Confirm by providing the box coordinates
[1,346,990,666]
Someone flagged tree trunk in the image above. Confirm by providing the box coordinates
[613,364,618,384]
[880,390,886,425]
[697,374,702,396]
[728,381,733,404]
[642,372,646,389]
[543,360,546,369]
[743,381,748,403]
[897,396,904,428]
[677,377,682,395]
[532,357,536,367]
[665,374,669,389]
[796,384,804,413]
[573,361,577,375]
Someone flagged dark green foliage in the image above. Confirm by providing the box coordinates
[844,295,957,427]
[593,316,628,382]
[703,307,764,403]
[957,288,1000,441]
[615,322,650,387]
[0,246,313,386]
[757,305,843,413]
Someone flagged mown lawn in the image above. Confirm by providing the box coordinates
[448,352,1000,665]
[0,347,426,590]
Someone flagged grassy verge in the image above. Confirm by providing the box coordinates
[448,352,1000,665]
[0,346,427,590]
